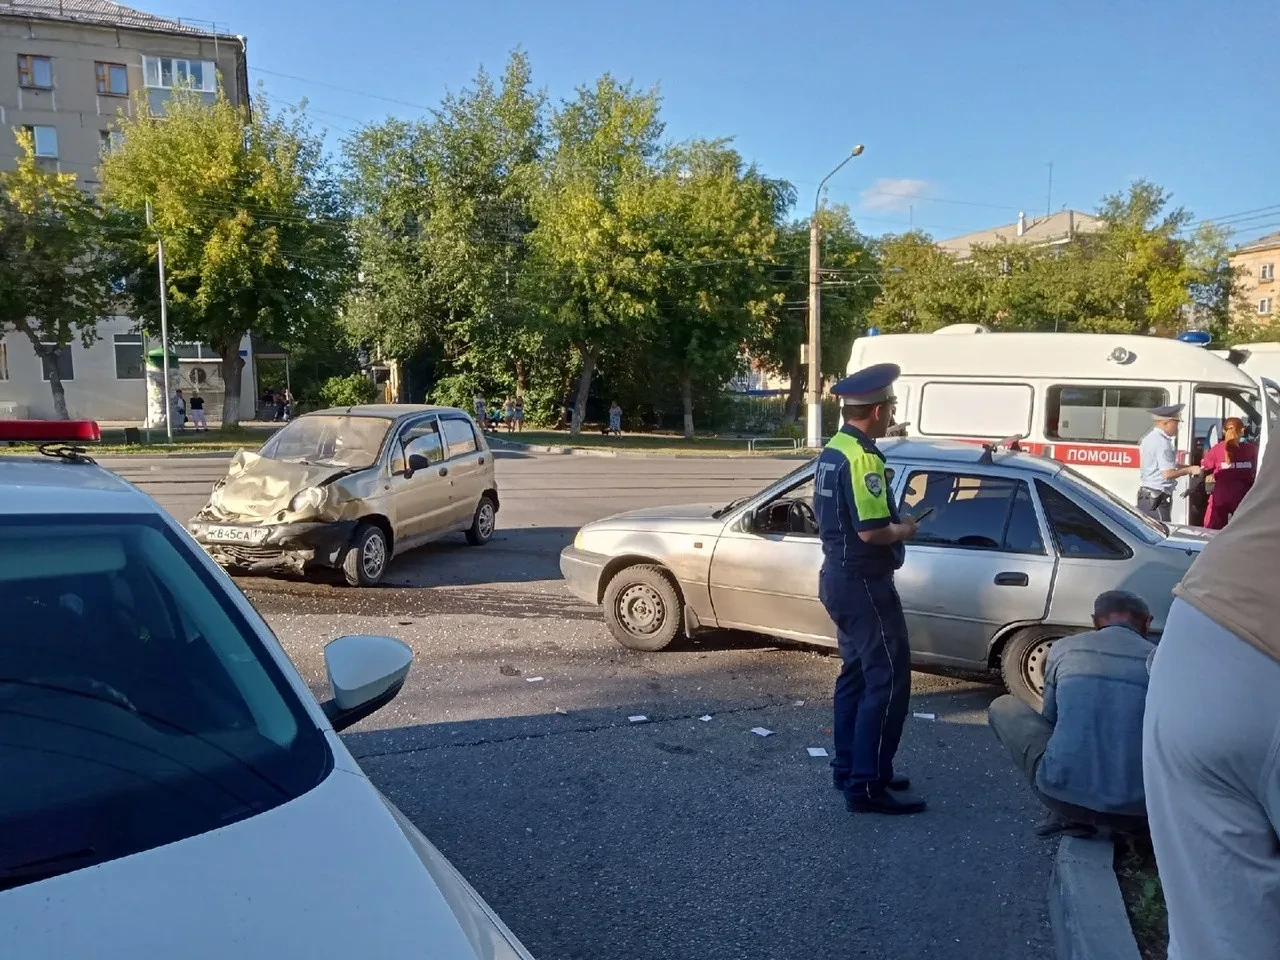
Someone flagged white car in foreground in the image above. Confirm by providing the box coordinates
[0,421,533,959]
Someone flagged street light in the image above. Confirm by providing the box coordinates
[807,145,865,448]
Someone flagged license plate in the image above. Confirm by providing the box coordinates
[205,525,270,545]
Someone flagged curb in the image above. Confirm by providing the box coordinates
[1049,835,1141,960]
[486,438,813,460]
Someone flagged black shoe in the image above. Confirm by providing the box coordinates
[835,773,911,792]
[1034,814,1096,839]
[846,790,927,815]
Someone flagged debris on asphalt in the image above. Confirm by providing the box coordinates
[628,715,649,723]
[698,715,713,722]
[499,665,521,677]
[807,747,829,758]
[793,700,805,707]
[750,727,773,737]
[913,712,937,720]
[554,707,568,715]
[526,676,545,683]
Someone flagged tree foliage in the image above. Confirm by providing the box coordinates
[0,131,121,418]
[101,87,351,426]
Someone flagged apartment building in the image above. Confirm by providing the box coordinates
[0,0,258,421]
[1229,231,1280,327]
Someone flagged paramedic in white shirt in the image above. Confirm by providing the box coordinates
[1136,404,1201,521]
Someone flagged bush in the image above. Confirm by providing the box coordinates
[319,373,378,408]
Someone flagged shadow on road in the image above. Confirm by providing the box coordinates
[339,664,1049,960]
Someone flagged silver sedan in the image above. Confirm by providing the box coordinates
[560,438,1212,704]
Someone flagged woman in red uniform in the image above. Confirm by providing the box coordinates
[1200,417,1258,529]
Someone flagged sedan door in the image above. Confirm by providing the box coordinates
[894,467,1057,669]
[386,417,451,547]
[708,468,836,644]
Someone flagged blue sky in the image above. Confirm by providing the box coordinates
[182,0,1274,242]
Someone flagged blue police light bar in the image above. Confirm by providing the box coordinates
[866,327,881,337]
[1177,330,1212,346]
[0,420,101,443]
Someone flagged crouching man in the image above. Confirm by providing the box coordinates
[987,590,1153,837]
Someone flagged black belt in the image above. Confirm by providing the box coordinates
[1138,488,1171,503]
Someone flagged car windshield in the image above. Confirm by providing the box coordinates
[258,415,390,468]
[715,460,815,517]
[0,514,331,890]
[1056,465,1167,543]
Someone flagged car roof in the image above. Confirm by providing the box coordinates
[0,457,155,516]
[880,437,1064,478]
[303,404,468,420]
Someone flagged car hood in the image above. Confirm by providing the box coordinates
[201,450,358,522]
[606,503,722,523]
[0,768,529,959]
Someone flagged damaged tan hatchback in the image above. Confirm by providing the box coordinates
[189,405,498,586]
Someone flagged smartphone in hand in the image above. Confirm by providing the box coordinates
[911,507,934,523]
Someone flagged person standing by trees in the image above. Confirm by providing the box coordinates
[188,392,207,432]
[608,401,623,437]
[513,396,525,433]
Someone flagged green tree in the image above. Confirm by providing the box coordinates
[0,131,120,418]
[645,140,792,436]
[524,75,666,434]
[101,87,351,426]
[319,372,378,408]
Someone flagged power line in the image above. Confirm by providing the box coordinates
[252,67,437,114]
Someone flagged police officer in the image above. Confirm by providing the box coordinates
[1137,404,1201,521]
[813,363,925,815]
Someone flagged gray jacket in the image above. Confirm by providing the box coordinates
[1035,624,1153,816]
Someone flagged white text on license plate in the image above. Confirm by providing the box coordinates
[206,525,269,544]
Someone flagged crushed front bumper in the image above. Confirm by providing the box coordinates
[189,520,358,574]
[559,545,608,604]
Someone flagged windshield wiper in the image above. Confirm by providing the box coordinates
[713,496,751,519]
[0,847,97,891]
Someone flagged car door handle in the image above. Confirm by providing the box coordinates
[994,572,1029,587]
[438,466,448,477]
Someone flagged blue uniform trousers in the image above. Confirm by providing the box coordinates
[819,572,911,798]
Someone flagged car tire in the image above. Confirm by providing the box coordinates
[465,495,497,546]
[342,523,388,587]
[1000,626,1071,708]
[602,564,684,652]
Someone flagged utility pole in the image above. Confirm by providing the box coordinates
[146,200,174,443]
[807,144,865,449]
[1046,162,1054,218]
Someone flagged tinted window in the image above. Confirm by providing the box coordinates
[441,417,478,457]
[0,514,331,889]
[1036,481,1130,559]
[1046,385,1168,443]
[900,472,1044,554]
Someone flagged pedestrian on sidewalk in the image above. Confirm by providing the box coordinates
[1144,436,1280,960]
[988,590,1152,838]
[188,392,207,432]
[513,396,525,433]
[283,388,294,422]
[474,393,488,430]
[173,388,187,432]
[813,363,924,815]
[608,401,622,437]
[503,396,515,433]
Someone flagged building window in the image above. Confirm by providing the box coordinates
[23,125,58,158]
[1259,298,1273,316]
[143,56,217,93]
[0,341,8,381]
[114,333,145,380]
[1045,384,1169,444]
[1261,263,1275,282]
[95,61,128,96]
[100,129,124,155]
[39,344,74,382]
[17,54,53,89]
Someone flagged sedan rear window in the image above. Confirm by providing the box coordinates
[0,515,331,890]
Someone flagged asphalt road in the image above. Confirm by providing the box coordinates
[102,451,1054,960]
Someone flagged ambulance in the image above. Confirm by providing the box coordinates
[846,325,1280,525]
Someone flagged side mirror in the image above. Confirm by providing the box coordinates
[407,452,432,474]
[320,634,413,732]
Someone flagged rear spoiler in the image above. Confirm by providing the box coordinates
[1227,348,1252,367]
[979,434,1027,464]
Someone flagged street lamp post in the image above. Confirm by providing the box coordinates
[807,144,864,449]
